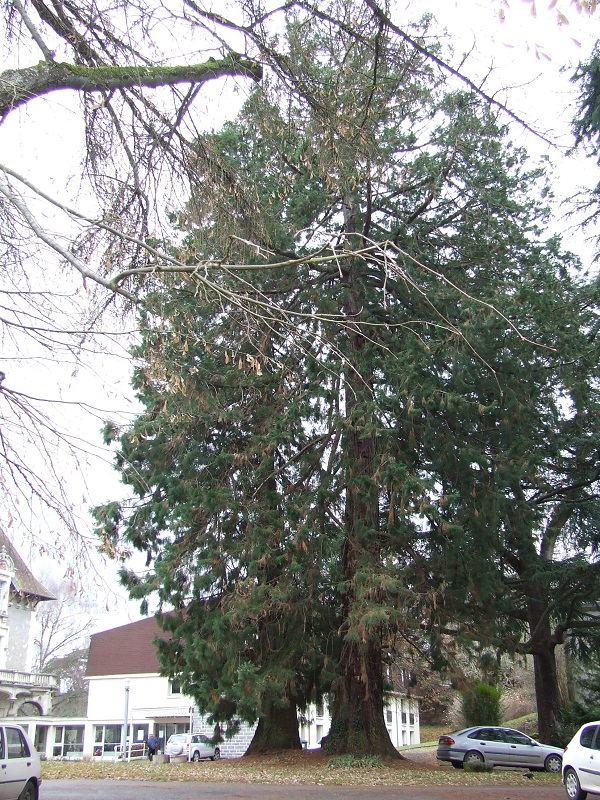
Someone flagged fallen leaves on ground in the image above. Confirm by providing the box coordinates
[42,748,563,787]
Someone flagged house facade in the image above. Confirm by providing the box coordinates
[0,530,56,717]
[16,616,420,759]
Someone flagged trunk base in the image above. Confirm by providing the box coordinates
[245,701,302,755]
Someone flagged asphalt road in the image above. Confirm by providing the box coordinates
[41,779,568,800]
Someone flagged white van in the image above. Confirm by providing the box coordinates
[0,724,42,800]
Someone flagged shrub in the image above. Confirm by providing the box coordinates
[462,682,503,727]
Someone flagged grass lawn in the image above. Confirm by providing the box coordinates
[42,745,563,788]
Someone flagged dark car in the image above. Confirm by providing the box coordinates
[437,725,563,772]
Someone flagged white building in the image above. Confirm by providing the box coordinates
[0,530,56,717]
[16,616,420,758]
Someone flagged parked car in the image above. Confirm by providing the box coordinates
[0,723,42,800]
[562,721,600,799]
[436,725,563,772]
[165,733,221,761]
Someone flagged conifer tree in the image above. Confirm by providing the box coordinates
[95,1,600,753]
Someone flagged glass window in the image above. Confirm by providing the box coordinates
[386,709,393,723]
[6,727,30,759]
[93,724,123,755]
[64,726,84,754]
[170,679,182,695]
[503,730,531,745]
[471,728,502,741]
[34,725,48,756]
[581,725,599,749]
[0,729,4,760]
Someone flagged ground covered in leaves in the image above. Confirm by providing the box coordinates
[42,746,563,788]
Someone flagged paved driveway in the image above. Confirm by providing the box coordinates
[42,778,567,800]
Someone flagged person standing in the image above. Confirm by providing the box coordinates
[147,732,158,761]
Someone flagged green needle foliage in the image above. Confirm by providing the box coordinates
[95,1,600,754]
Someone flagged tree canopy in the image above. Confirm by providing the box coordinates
[93,1,600,752]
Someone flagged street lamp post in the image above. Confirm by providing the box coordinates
[121,679,130,761]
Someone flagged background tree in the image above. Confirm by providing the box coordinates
[571,40,600,259]
[415,254,600,743]
[33,577,96,673]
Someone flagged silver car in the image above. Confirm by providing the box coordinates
[0,724,42,800]
[165,733,220,761]
[437,725,563,772]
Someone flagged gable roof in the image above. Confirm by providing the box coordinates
[86,616,169,677]
[0,530,55,601]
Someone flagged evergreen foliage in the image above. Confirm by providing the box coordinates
[94,0,600,753]
[461,682,503,727]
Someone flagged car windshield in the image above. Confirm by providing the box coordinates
[169,735,186,742]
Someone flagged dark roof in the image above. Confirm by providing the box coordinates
[0,530,55,601]
[86,616,169,677]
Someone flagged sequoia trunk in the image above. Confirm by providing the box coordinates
[325,214,400,758]
[245,696,302,754]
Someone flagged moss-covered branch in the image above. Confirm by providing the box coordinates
[0,55,262,118]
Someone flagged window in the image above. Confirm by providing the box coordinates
[581,726,599,749]
[472,728,503,742]
[94,724,122,754]
[386,709,393,724]
[53,725,84,758]
[316,703,324,718]
[503,730,531,745]
[6,727,30,758]
[170,679,182,695]
[34,725,49,756]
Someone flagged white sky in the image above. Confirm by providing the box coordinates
[2,0,600,634]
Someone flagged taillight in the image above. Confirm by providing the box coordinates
[439,736,455,745]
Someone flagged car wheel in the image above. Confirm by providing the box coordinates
[544,753,562,773]
[17,781,38,800]
[191,750,201,762]
[212,748,221,761]
[463,750,485,767]
[564,768,587,800]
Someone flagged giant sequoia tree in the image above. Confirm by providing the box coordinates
[3,0,596,548]
[93,2,600,754]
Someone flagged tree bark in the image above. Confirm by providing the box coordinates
[325,200,400,758]
[245,697,302,754]
[526,592,562,745]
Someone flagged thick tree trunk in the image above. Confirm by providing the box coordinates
[325,213,400,758]
[245,698,302,754]
[325,636,400,757]
[526,594,562,745]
